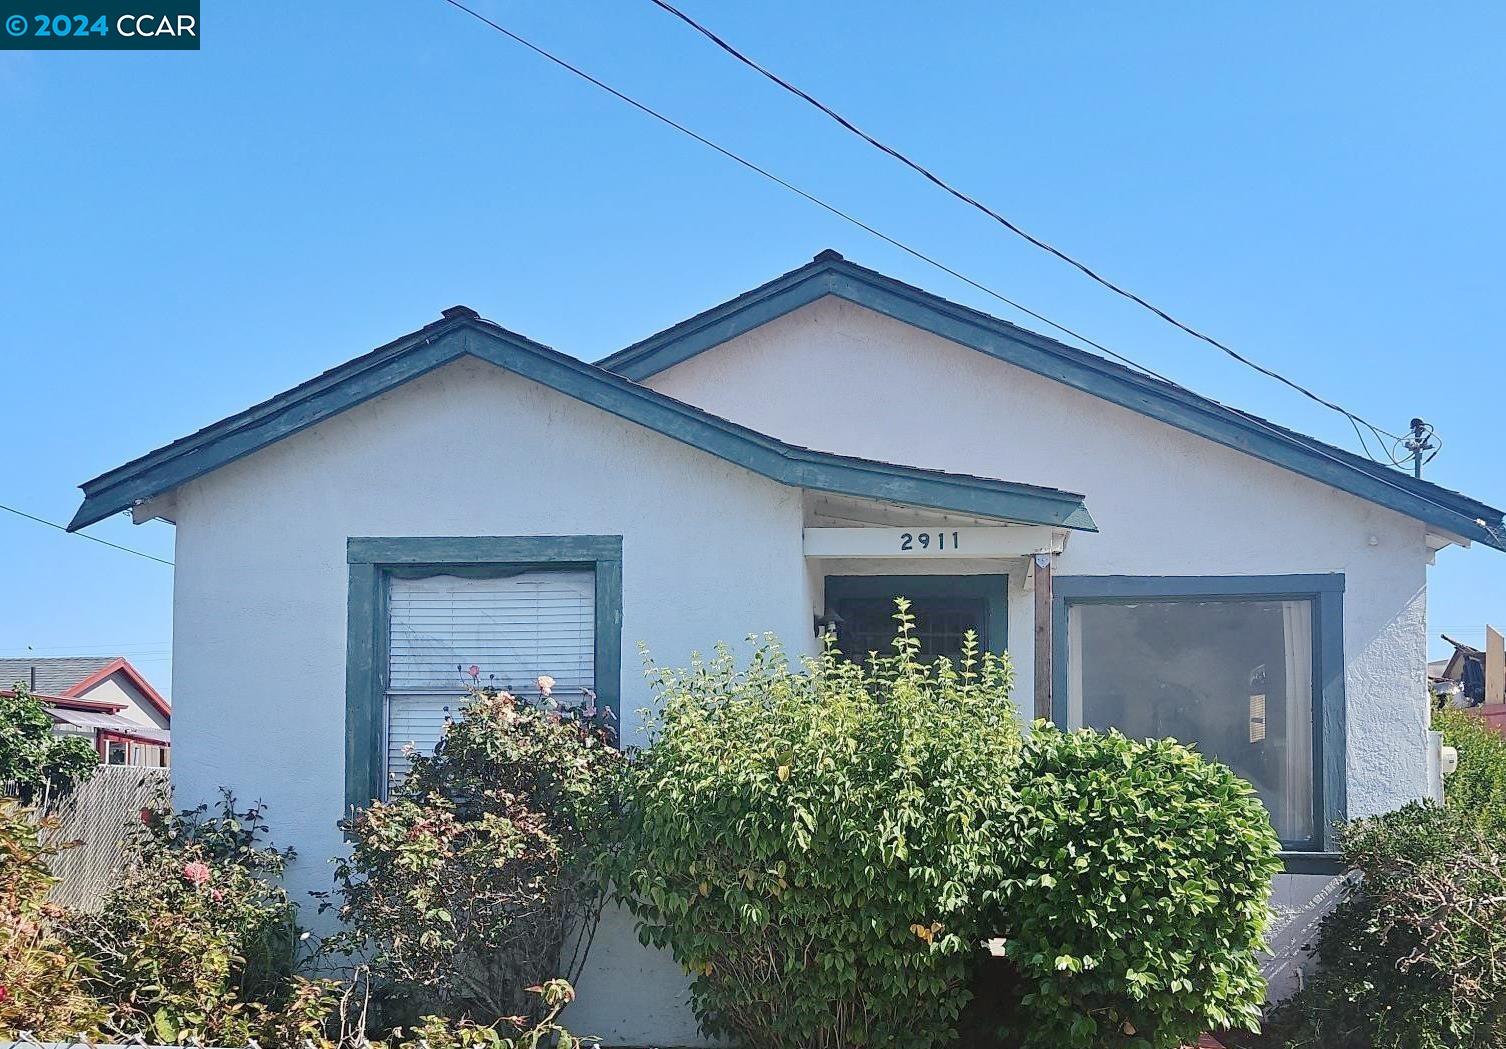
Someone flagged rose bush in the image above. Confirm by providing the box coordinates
[323,679,621,1027]
[64,791,305,1044]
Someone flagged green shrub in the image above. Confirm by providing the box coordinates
[324,683,622,1026]
[5,774,599,1048]
[989,726,1282,1049]
[0,798,106,1039]
[65,791,305,1044]
[0,682,97,802]
[1435,707,1506,833]
[610,608,1020,1049]
[1267,802,1506,1048]
[375,980,592,1049]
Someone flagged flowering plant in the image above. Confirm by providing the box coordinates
[0,798,105,1038]
[322,681,621,1027]
[64,791,304,1044]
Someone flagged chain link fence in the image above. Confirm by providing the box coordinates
[32,764,171,911]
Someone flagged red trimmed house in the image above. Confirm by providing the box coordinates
[0,656,171,767]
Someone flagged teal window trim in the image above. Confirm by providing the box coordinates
[823,574,1008,652]
[1050,574,1346,861]
[345,535,623,811]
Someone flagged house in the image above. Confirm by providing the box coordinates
[68,251,1505,1044]
[0,656,171,766]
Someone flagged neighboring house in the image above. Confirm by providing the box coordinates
[1431,637,1488,705]
[0,656,171,767]
[1431,627,1506,735]
[68,252,1505,1044]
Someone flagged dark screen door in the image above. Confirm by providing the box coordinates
[825,575,1006,663]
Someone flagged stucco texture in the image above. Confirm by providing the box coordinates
[169,356,809,1045]
[646,296,1434,822]
[162,298,1443,1043]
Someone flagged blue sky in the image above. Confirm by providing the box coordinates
[3,1,1503,695]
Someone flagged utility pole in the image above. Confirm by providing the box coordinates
[1404,418,1438,479]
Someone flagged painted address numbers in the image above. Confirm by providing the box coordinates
[899,530,961,552]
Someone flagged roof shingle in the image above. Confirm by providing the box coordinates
[0,657,118,695]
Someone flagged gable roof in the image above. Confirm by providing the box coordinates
[599,251,1506,552]
[69,308,1096,535]
[0,656,170,719]
[63,656,172,720]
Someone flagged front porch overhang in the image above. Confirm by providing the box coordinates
[801,492,1081,723]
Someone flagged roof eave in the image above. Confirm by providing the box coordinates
[71,317,1096,536]
[599,256,1505,549]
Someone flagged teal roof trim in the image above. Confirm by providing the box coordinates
[599,255,1506,551]
[70,313,1096,534]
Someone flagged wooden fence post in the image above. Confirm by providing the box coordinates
[1033,552,1053,722]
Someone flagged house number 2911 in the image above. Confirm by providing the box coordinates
[899,531,960,552]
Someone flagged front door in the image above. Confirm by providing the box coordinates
[825,574,1007,663]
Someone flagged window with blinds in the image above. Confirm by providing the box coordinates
[385,569,595,784]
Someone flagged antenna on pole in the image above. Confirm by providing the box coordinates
[1404,418,1439,479]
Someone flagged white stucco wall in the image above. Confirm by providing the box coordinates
[167,356,811,1046]
[160,297,1443,1042]
[646,296,1434,822]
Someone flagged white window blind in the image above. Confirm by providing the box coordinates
[385,569,595,783]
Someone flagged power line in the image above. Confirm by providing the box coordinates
[642,0,1409,460]
[436,0,1503,542]
[0,503,174,567]
[436,0,1186,388]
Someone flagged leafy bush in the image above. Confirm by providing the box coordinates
[1257,710,1506,1048]
[1267,802,1506,1048]
[0,682,97,802]
[65,791,306,1044]
[0,798,106,1038]
[5,776,599,1049]
[324,681,621,1026]
[988,726,1281,1048]
[1435,707,1506,833]
[610,609,1020,1049]
[374,980,591,1049]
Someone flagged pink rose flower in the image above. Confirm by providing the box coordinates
[467,664,481,681]
[536,675,556,698]
[181,860,211,887]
